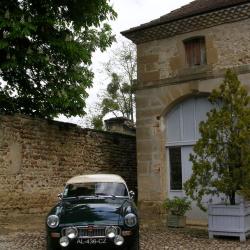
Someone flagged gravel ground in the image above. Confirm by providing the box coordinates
[1,227,250,250]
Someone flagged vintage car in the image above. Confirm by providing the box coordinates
[46,174,139,249]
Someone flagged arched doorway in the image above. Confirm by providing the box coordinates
[165,96,212,221]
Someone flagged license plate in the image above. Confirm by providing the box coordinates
[77,238,107,245]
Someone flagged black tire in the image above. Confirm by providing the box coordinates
[126,235,139,250]
[47,236,61,250]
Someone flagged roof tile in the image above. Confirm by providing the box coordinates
[122,0,250,34]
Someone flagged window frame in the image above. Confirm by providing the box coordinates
[183,36,207,67]
[168,146,183,191]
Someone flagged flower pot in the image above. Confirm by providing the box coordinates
[208,202,250,241]
[167,214,186,228]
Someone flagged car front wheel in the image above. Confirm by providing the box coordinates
[126,235,139,250]
[47,237,61,250]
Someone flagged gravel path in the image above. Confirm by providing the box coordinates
[1,227,250,249]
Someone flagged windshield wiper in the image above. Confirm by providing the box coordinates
[95,192,107,196]
[63,195,95,200]
[95,193,116,199]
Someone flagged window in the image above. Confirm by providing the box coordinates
[184,37,206,67]
[169,147,182,190]
[63,182,128,197]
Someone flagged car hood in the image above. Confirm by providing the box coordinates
[58,197,128,226]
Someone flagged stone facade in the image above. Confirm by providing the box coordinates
[0,115,136,219]
[123,2,250,225]
[137,19,250,88]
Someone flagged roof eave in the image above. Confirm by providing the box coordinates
[121,1,250,41]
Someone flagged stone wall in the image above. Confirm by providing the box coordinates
[0,115,137,218]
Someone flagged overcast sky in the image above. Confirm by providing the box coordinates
[58,0,192,126]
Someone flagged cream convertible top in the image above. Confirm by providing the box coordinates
[66,174,127,185]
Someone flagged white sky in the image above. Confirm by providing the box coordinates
[58,0,192,126]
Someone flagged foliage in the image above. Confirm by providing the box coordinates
[163,197,191,216]
[91,114,104,131]
[0,0,116,118]
[90,41,136,129]
[184,70,250,211]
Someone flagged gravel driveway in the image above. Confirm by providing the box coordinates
[1,227,250,250]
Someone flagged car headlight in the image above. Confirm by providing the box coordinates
[114,235,124,246]
[47,215,59,228]
[59,236,69,247]
[65,227,78,239]
[124,213,137,227]
[105,226,118,239]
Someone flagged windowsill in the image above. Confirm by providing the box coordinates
[178,64,212,77]
[166,140,197,147]
[139,64,250,90]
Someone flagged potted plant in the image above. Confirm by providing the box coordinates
[163,196,191,228]
[184,69,250,241]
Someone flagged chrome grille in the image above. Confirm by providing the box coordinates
[78,227,106,239]
[62,226,121,239]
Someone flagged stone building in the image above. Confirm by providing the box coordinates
[122,0,250,224]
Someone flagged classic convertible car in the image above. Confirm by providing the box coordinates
[46,174,139,249]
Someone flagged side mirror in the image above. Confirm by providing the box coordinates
[57,193,63,200]
[129,190,135,199]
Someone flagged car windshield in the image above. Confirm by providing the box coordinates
[63,182,128,198]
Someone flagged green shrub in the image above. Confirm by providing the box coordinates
[163,197,191,216]
[184,70,250,211]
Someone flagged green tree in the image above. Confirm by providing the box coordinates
[0,0,116,118]
[184,70,250,211]
[91,114,104,131]
[90,41,136,129]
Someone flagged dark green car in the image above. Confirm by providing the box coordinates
[46,174,139,250]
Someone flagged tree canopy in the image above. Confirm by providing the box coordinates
[184,70,250,210]
[88,41,136,130]
[0,0,116,118]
